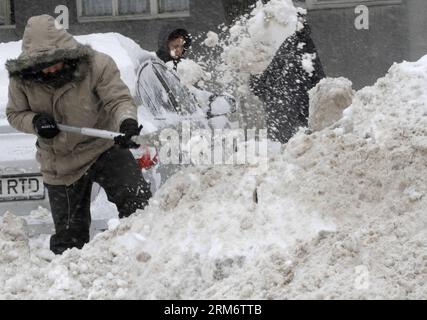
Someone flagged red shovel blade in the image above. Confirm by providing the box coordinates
[137,147,159,170]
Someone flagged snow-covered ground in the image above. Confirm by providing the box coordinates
[2,53,427,299]
[1,0,426,299]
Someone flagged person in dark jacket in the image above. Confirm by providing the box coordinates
[251,14,325,144]
[156,27,192,70]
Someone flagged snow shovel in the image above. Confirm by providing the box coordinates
[57,124,159,169]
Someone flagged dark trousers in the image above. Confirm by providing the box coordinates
[45,146,152,255]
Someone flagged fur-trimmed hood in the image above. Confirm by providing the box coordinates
[6,15,93,81]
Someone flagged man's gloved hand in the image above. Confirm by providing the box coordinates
[32,113,60,139]
[114,119,142,149]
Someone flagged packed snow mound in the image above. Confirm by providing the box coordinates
[0,212,28,262]
[1,54,427,299]
[309,77,354,131]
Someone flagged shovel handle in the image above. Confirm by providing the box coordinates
[58,124,156,146]
[58,124,122,140]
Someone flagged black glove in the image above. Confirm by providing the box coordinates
[114,119,142,149]
[32,113,60,139]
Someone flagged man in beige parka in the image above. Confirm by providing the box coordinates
[6,15,152,254]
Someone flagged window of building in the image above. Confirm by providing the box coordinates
[158,0,190,13]
[299,0,401,10]
[77,0,190,22]
[0,0,14,26]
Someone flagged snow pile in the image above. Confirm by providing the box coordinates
[1,53,427,299]
[309,77,354,131]
[0,212,29,264]
[0,158,336,299]
[1,0,427,300]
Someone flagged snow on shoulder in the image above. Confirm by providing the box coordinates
[1,53,427,299]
